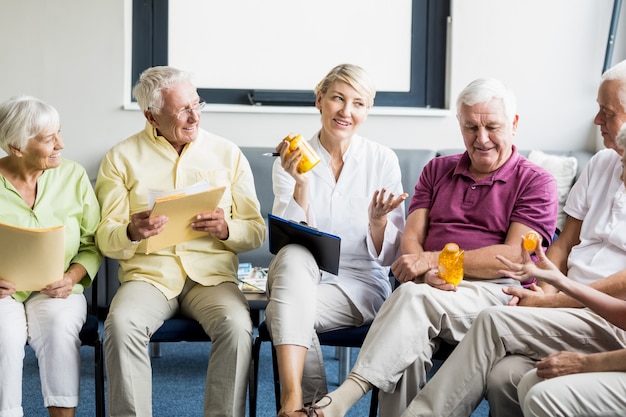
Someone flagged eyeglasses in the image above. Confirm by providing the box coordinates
[151,99,206,120]
[174,100,206,120]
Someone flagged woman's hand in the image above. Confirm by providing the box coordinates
[496,237,566,287]
[0,279,16,298]
[192,207,229,240]
[368,188,408,254]
[277,139,310,210]
[42,275,74,299]
[277,140,307,183]
[368,188,408,226]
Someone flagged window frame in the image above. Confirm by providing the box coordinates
[131,0,450,109]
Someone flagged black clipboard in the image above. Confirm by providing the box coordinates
[268,214,341,275]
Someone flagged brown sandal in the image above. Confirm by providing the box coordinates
[278,396,331,417]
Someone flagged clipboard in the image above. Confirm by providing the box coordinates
[0,221,65,290]
[268,214,341,275]
[141,185,226,254]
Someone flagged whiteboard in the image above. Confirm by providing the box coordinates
[168,0,414,93]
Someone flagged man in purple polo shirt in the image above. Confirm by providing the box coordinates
[309,78,558,417]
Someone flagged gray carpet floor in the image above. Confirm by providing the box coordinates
[21,329,489,416]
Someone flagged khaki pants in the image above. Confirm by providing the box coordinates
[517,365,626,416]
[351,279,518,417]
[104,279,252,417]
[402,306,626,417]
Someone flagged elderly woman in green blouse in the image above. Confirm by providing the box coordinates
[0,96,101,417]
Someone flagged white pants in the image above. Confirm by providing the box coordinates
[0,293,86,417]
[518,368,626,417]
[265,245,367,404]
[104,279,252,417]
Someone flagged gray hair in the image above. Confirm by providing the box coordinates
[617,123,626,151]
[0,96,59,154]
[456,78,517,122]
[132,66,194,113]
[602,60,626,109]
[315,64,376,108]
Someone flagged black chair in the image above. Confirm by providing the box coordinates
[148,292,268,355]
[148,317,212,356]
[250,321,380,417]
[80,274,106,417]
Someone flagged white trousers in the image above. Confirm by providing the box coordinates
[104,279,252,417]
[403,306,626,417]
[517,368,626,417]
[0,293,86,417]
[265,245,367,404]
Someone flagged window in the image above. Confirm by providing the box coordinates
[131,0,450,108]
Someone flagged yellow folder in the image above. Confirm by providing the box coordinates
[141,185,226,254]
[0,221,65,291]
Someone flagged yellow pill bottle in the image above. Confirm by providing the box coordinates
[438,243,464,286]
[283,133,321,173]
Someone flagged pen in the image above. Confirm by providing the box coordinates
[262,152,280,157]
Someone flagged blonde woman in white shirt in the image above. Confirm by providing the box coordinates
[265,63,408,417]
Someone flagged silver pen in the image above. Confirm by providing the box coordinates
[262,152,280,157]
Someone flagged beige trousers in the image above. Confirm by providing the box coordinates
[517,368,626,417]
[350,279,515,417]
[402,306,626,417]
[104,279,252,417]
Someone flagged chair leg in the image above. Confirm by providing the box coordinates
[95,339,106,417]
[271,344,281,413]
[337,347,350,383]
[149,341,162,358]
[369,387,379,417]
[249,337,262,417]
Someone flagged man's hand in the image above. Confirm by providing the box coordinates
[128,209,168,241]
[391,253,437,283]
[503,283,546,306]
[536,351,586,379]
[423,269,457,291]
[192,207,229,240]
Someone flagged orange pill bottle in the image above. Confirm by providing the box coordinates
[438,243,464,286]
[283,133,321,173]
[523,231,539,251]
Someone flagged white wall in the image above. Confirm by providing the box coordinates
[1,0,625,179]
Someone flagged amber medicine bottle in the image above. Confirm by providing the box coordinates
[438,243,464,286]
[284,134,321,173]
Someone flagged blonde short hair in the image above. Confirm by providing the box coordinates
[314,64,376,108]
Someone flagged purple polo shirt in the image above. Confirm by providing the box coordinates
[408,146,558,252]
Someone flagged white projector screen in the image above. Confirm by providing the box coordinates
[167,0,413,93]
